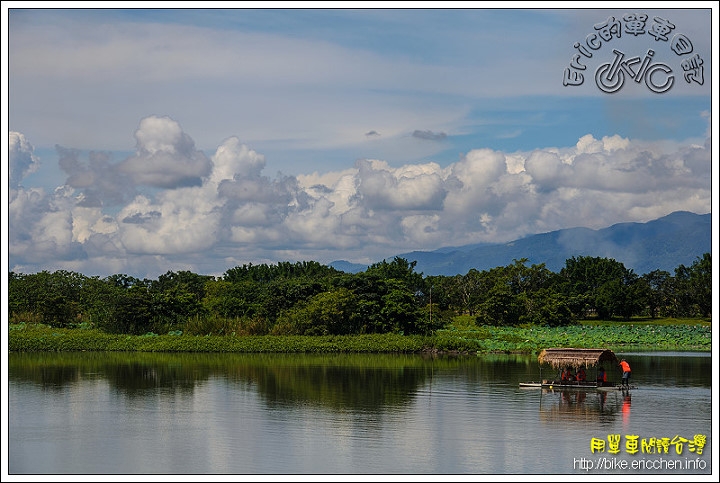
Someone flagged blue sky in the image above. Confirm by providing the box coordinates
[3,4,717,279]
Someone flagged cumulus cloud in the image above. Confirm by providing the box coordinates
[117,186,222,255]
[354,159,447,211]
[118,116,213,188]
[210,136,266,182]
[56,146,136,207]
[7,116,711,278]
[9,131,40,188]
[8,186,87,265]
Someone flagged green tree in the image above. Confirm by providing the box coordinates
[688,253,711,318]
[595,273,645,320]
[102,285,154,334]
[8,270,88,327]
[333,258,430,334]
[202,279,265,319]
[559,256,633,318]
[151,270,214,304]
[105,273,146,289]
[520,288,575,327]
[265,278,330,320]
[476,277,524,326]
[223,261,340,283]
[671,253,711,318]
[474,260,572,327]
[641,270,671,318]
[440,269,485,316]
[278,288,360,335]
[379,280,423,334]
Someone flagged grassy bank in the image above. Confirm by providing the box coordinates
[8,317,711,354]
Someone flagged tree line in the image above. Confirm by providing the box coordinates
[8,254,711,336]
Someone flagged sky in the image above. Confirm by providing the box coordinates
[3,3,718,280]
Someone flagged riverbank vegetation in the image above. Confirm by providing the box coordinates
[9,317,710,353]
[8,253,711,352]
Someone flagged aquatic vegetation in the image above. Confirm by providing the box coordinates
[8,320,710,353]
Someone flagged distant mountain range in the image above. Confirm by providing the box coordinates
[330,211,711,276]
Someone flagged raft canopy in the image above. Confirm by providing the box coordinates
[537,348,619,370]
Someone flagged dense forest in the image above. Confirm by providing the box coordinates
[8,253,711,337]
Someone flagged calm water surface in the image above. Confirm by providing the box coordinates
[7,351,712,475]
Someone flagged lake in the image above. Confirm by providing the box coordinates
[6,351,713,477]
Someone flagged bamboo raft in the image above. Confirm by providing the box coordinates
[519,348,636,391]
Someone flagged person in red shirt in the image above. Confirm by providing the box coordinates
[596,366,607,386]
[576,366,587,382]
[561,367,575,382]
[619,359,632,387]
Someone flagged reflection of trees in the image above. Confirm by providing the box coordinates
[8,352,214,397]
[104,361,203,396]
[19,365,81,391]
[9,352,472,409]
[226,353,453,411]
[9,351,539,411]
[9,352,710,412]
[9,353,82,389]
[251,364,424,410]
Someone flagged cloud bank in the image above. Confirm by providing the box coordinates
[8,115,711,279]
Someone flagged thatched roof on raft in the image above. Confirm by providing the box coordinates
[537,348,619,370]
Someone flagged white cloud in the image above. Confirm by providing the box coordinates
[9,131,40,188]
[9,186,82,264]
[8,187,51,259]
[355,159,447,211]
[6,9,713,280]
[7,113,712,278]
[56,146,135,207]
[72,206,118,244]
[210,137,266,183]
[118,116,213,188]
[117,186,221,255]
[524,150,569,192]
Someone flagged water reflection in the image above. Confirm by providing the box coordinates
[538,388,625,424]
[8,351,711,475]
[622,390,632,427]
[9,351,711,406]
[10,352,477,411]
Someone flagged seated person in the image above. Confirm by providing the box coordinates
[561,367,575,382]
[576,366,587,382]
[596,367,607,385]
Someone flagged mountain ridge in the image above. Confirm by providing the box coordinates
[330,211,711,276]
